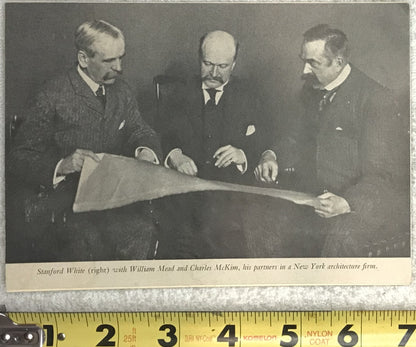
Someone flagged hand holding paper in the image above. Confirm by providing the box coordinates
[315,192,351,218]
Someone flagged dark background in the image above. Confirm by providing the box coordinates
[5,3,409,141]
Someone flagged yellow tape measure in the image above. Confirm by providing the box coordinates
[6,311,416,347]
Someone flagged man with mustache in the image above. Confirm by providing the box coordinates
[158,30,263,258]
[8,20,162,262]
[255,24,409,257]
[163,30,260,183]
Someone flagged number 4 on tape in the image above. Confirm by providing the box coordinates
[3,311,416,347]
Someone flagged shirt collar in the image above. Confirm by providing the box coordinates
[324,63,351,91]
[201,80,229,92]
[77,65,102,94]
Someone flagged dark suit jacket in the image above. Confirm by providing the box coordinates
[160,76,265,184]
[273,65,409,256]
[7,66,162,262]
[154,76,268,258]
[9,66,161,187]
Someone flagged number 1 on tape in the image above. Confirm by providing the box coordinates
[6,311,416,347]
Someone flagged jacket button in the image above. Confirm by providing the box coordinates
[205,160,211,165]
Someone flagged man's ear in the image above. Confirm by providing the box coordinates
[231,61,236,71]
[78,50,89,68]
[335,55,345,67]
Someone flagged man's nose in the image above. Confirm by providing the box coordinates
[210,65,219,77]
[303,62,312,75]
[112,59,122,72]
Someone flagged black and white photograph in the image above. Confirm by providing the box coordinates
[4,2,411,291]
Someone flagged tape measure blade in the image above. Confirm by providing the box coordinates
[5,311,416,347]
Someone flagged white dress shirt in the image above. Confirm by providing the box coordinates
[201,81,227,105]
[324,63,351,91]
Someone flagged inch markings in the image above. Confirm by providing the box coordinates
[6,311,416,347]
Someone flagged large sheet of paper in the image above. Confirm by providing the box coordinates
[73,153,320,212]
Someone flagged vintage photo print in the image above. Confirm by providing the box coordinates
[4,2,411,291]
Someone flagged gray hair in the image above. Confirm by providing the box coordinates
[75,20,124,57]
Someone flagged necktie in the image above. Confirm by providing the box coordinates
[318,88,338,112]
[96,85,106,107]
[205,88,218,109]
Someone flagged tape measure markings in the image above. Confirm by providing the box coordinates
[300,316,303,347]
[204,312,211,323]
[54,313,61,345]
[239,313,242,347]
[6,311,416,347]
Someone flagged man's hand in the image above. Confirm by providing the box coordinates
[136,148,157,163]
[213,145,245,168]
[315,192,351,218]
[254,151,278,183]
[57,149,101,175]
[168,151,198,176]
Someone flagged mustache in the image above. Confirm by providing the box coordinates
[301,73,317,81]
[301,73,322,89]
[104,71,122,80]
[203,75,224,84]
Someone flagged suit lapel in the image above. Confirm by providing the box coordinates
[103,84,118,119]
[68,67,105,116]
[186,77,205,135]
[219,82,235,132]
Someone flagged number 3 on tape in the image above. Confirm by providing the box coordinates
[4,311,416,347]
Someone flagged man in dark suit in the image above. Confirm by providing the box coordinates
[7,20,162,262]
[162,30,260,184]
[157,30,264,258]
[255,24,409,257]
